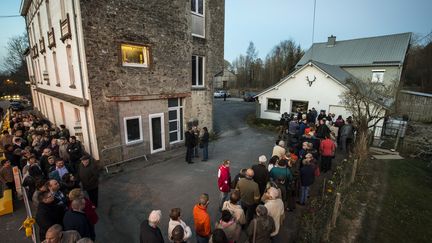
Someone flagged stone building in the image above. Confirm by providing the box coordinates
[213,69,237,90]
[20,0,224,164]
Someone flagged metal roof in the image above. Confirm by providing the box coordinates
[400,90,432,98]
[297,32,411,67]
[311,61,356,85]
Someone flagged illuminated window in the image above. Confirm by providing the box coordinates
[121,44,150,67]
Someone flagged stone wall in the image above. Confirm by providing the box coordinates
[79,0,224,163]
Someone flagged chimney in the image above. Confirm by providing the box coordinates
[327,35,336,47]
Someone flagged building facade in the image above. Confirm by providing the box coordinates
[21,0,224,164]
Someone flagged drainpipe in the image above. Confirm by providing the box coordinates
[71,0,92,155]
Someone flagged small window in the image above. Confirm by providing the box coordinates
[291,100,309,114]
[192,55,204,87]
[121,44,150,67]
[371,70,385,83]
[124,116,143,144]
[267,98,281,112]
[191,0,204,15]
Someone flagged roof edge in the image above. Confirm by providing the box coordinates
[20,0,32,16]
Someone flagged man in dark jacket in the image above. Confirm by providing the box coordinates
[77,155,99,207]
[140,210,164,243]
[36,191,66,241]
[299,158,315,205]
[184,127,194,164]
[63,198,95,240]
[252,155,270,197]
[247,205,275,243]
[67,136,84,173]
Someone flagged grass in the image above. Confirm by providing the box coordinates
[246,114,280,131]
[371,159,432,243]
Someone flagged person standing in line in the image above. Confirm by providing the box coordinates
[168,208,192,242]
[201,127,209,161]
[77,155,99,207]
[236,169,260,224]
[140,210,164,243]
[217,160,231,210]
[252,155,270,197]
[193,193,211,243]
[184,127,194,164]
[299,159,315,205]
[63,198,95,241]
[320,135,336,173]
[247,205,275,243]
[193,126,200,158]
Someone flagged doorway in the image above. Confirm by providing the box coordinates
[168,98,184,144]
[149,113,165,153]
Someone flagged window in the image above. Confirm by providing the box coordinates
[192,55,204,87]
[121,44,150,67]
[60,102,65,124]
[267,98,281,112]
[124,116,143,144]
[168,98,184,143]
[191,0,204,15]
[291,100,308,114]
[74,108,81,122]
[60,0,66,20]
[45,0,52,28]
[371,70,385,83]
[53,51,60,86]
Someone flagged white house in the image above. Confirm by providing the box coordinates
[256,33,411,122]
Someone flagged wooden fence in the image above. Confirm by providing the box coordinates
[397,90,432,122]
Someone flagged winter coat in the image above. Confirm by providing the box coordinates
[252,163,270,196]
[264,199,285,236]
[320,138,336,157]
[36,202,65,240]
[236,178,260,205]
[247,215,275,243]
[216,219,241,242]
[63,210,95,240]
[222,201,246,225]
[140,220,164,243]
[218,165,231,193]
[193,204,211,237]
[77,161,99,190]
[168,219,192,242]
[300,164,315,187]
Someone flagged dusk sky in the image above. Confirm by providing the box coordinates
[0,0,431,69]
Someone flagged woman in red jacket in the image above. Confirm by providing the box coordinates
[320,135,336,173]
[218,160,231,211]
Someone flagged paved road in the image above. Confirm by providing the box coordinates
[95,99,281,242]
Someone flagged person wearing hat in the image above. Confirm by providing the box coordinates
[252,155,270,197]
[58,136,70,164]
[76,155,99,207]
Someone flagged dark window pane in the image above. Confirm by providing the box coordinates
[151,117,162,150]
[169,132,178,142]
[198,0,203,14]
[191,0,196,12]
[169,121,177,131]
[168,98,178,108]
[126,118,141,142]
[198,56,203,86]
[169,110,177,120]
[291,101,309,114]
[192,56,196,86]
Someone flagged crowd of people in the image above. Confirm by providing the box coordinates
[1,107,355,243]
[0,111,99,243]
[140,109,355,243]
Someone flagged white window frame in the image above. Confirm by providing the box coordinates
[149,113,166,154]
[371,69,385,83]
[121,44,150,68]
[192,55,205,87]
[168,98,184,144]
[124,116,143,145]
[191,0,204,16]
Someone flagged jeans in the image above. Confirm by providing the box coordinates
[202,143,208,161]
[196,235,209,243]
[219,191,230,210]
[300,186,310,204]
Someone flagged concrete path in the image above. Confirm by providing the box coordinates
[95,99,286,242]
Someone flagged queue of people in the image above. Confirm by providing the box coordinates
[0,111,98,242]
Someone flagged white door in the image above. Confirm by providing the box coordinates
[149,113,165,154]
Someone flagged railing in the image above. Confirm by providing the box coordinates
[18,169,38,243]
[47,28,56,49]
[60,13,72,42]
[101,143,148,173]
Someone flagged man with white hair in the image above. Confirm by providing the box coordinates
[264,187,285,237]
[252,155,270,196]
[272,140,286,159]
[140,210,164,243]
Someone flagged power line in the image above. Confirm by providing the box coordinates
[0,15,21,18]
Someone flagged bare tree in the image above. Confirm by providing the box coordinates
[341,79,395,162]
[1,33,28,74]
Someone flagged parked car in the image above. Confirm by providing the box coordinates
[243,92,257,102]
[9,101,25,111]
[214,90,230,98]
